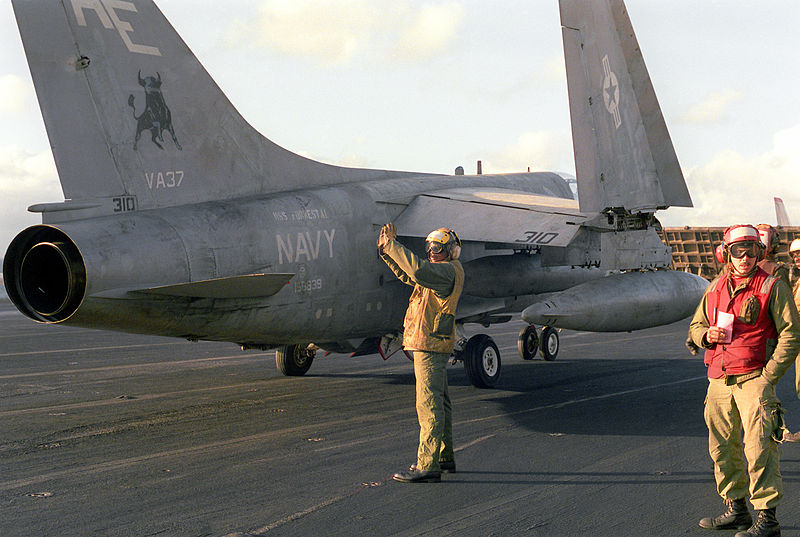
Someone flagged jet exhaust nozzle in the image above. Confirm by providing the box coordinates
[4,226,86,322]
[521,270,708,332]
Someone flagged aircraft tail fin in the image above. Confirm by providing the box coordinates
[560,0,692,214]
[774,197,791,227]
[12,0,392,217]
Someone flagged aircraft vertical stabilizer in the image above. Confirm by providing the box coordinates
[11,0,404,215]
[775,197,791,227]
[560,0,692,214]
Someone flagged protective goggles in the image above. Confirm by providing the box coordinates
[728,242,761,259]
[791,251,800,259]
[426,241,445,254]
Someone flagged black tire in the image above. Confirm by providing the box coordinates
[539,327,559,361]
[276,344,314,376]
[463,334,501,388]
[518,324,539,360]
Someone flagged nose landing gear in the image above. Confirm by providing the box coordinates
[518,324,539,360]
[539,326,560,361]
[518,324,560,362]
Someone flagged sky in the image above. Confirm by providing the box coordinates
[1,0,799,257]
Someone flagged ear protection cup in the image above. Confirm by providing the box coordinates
[447,229,461,260]
[715,243,727,264]
[755,224,775,260]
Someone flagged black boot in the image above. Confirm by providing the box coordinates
[392,468,441,483]
[734,508,780,537]
[699,498,752,530]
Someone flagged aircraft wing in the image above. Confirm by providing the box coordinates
[391,188,589,247]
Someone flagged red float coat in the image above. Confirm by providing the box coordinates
[704,267,778,378]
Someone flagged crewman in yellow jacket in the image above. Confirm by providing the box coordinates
[378,223,464,483]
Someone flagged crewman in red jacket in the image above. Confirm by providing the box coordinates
[690,224,800,537]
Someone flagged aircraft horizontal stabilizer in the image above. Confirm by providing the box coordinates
[132,273,294,299]
[393,188,587,247]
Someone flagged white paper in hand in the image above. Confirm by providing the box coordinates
[716,311,734,344]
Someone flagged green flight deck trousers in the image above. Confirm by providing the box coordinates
[413,351,454,472]
[704,376,787,509]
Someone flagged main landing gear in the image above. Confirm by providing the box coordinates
[275,343,315,376]
[456,324,560,389]
[461,334,501,388]
[271,325,560,386]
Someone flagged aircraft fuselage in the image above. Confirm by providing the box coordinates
[6,171,596,348]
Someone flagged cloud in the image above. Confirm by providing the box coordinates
[330,152,370,168]
[661,123,800,227]
[0,146,61,254]
[0,74,32,115]
[230,0,381,65]
[0,145,58,188]
[390,2,463,62]
[679,89,744,125]
[482,130,573,174]
[542,53,566,83]
[292,146,371,168]
[227,0,463,66]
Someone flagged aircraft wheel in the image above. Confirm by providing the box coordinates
[463,334,501,388]
[539,327,559,361]
[276,344,315,376]
[518,324,539,360]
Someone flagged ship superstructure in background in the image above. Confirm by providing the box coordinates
[4,0,706,388]
[662,226,800,279]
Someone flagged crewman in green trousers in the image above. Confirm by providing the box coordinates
[690,225,800,537]
[377,223,464,483]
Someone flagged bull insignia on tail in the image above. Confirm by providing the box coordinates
[128,70,182,151]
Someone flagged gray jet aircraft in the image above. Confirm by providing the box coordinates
[3,0,707,388]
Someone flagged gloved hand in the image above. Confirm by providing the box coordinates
[685,337,700,356]
[377,223,397,250]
